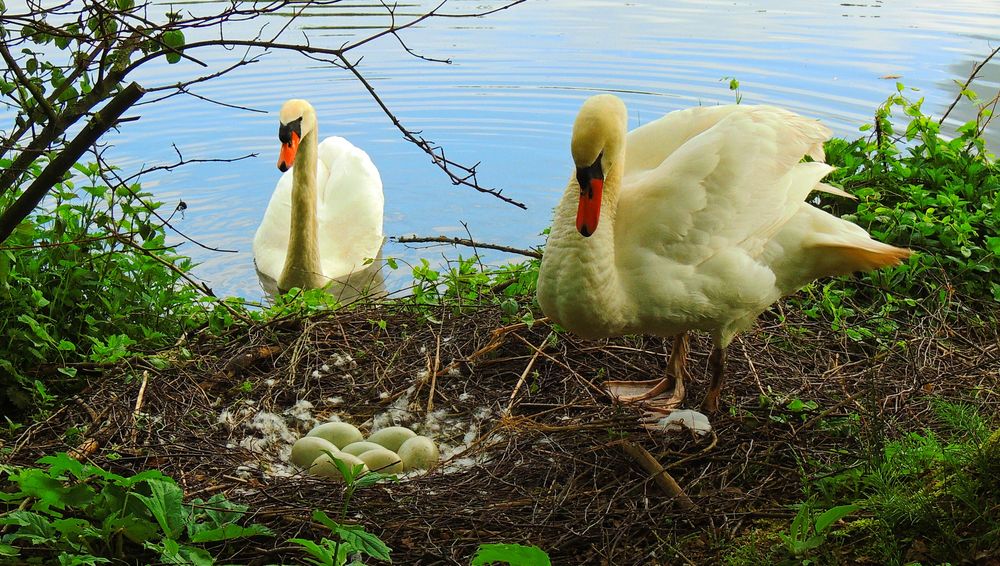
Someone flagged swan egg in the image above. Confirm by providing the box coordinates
[357,447,403,474]
[307,422,364,448]
[309,451,368,482]
[367,426,416,452]
[340,441,386,456]
[397,436,439,471]
[290,436,339,469]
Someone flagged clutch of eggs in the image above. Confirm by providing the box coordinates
[290,421,439,481]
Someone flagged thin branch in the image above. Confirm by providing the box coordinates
[0,42,60,125]
[395,235,541,259]
[0,82,145,245]
[339,53,526,209]
[939,45,1000,125]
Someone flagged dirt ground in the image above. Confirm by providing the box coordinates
[5,301,999,565]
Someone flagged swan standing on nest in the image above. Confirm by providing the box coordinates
[253,99,385,297]
[537,94,911,416]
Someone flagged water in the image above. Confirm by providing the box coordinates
[14,0,1000,300]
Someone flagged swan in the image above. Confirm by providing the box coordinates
[536,94,911,415]
[253,99,385,298]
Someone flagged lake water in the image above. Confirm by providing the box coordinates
[40,1,1000,299]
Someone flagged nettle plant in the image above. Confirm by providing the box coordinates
[0,157,202,411]
[796,82,999,338]
[0,452,273,565]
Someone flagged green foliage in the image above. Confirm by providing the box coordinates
[288,459,395,566]
[800,82,999,337]
[777,502,859,558]
[404,255,540,323]
[803,400,1000,563]
[0,453,273,565]
[471,543,552,566]
[0,157,204,412]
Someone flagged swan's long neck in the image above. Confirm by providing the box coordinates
[278,126,326,292]
[537,152,629,337]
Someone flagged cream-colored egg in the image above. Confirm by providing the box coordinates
[367,426,416,452]
[357,447,403,474]
[290,436,339,469]
[309,452,368,482]
[307,422,363,449]
[340,441,386,457]
[397,436,439,471]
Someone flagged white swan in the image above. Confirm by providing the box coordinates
[253,99,385,297]
[536,94,911,415]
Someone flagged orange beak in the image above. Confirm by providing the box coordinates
[576,178,603,237]
[277,131,300,172]
[575,159,604,237]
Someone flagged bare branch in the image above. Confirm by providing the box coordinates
[395,235,542,259]
[0,82,146,245]
[939,44,1000,125]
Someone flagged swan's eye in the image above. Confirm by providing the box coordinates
[279,117,303,145]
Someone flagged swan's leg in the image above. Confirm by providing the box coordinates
[644,332,690,413]
[700,344,727,414]
[606,332,688,406]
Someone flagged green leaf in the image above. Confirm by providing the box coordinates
[471,543,552,566]
[131,477,184,538]
[161,30,185,64]
[330,523,392,562]
[189,523,274,543]
[814,504,860,533]
[289,537,336,566]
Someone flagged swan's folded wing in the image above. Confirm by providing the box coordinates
[617,105,832,263]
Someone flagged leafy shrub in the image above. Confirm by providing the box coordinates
[0,452,273,564]
[822,83,998,304]
[0,158,204,412]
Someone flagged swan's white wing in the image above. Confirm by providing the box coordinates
[618,105,832,261]
[315,137,385,279]
[614,106,832,342]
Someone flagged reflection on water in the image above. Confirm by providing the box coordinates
[45,1,1000,299]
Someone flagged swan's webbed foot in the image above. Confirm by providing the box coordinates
[605,332,690,416]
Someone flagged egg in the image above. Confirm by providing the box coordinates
[307,422,363,449]
[397,436,439,471]
[340,441,386,457]
[367,426,416,452]
[309,451,368,482]
[290,436,339,468]
[357,447,403,474]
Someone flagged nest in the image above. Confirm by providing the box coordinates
[5,301,999,565]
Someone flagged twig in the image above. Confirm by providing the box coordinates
[427,332,442,414]
[505,331,553,414]
[939,45,1000,124]
[619,440,698,511]
[131,370,150,445]
[395,235,541,259]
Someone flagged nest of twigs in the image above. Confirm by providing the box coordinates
[5,300,999,564]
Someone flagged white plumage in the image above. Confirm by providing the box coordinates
[253,100,385,298]
[537,94,910,415]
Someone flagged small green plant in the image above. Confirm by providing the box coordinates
[777,501,859,559]
[289,457,394,565]
[804,400,1000,563]
[0,452,273,564]
[471,542,551,566]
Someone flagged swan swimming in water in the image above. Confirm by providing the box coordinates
[253,99,386,299]
[537,94,911,416]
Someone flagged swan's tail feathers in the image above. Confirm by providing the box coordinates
[815,240,912,274]
[813,182,856,200]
